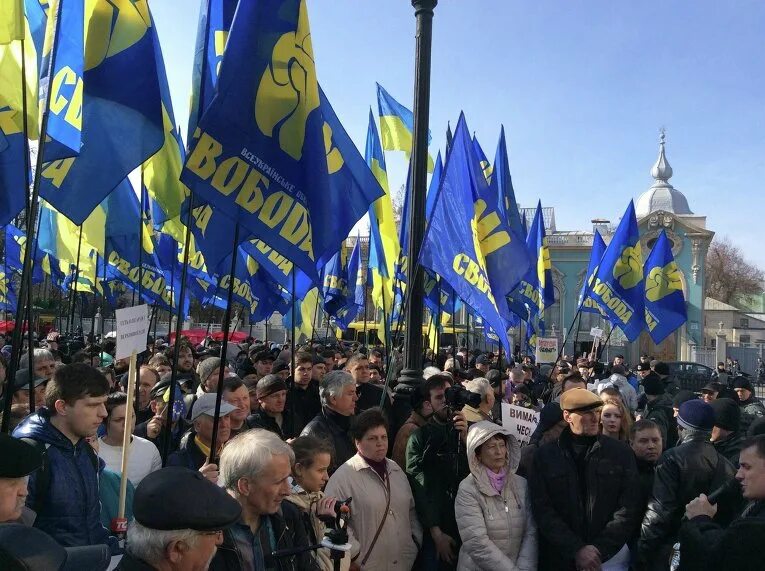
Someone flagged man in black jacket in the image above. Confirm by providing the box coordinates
[637,399,738,570]
[247,375,300,439]
[300,370,358,474]
[212,429,319,571]
[734,377,765,434]
[345,353,391,415]
[286,353,320,435]
[530,388,641,571]
[710,398,745,467]
[638,372,678,449]
[678,434,765,571]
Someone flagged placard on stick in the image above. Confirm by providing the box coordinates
[502,403,540,445]
[115,304,149,360]
[535,337,558,364]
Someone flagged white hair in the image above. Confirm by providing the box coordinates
[19,348,54,371]
[464,377,492,402]
[126,521,199,565]
[423,366,441,380]
[444,357,461,371]
[220,429,294,493]
[319,370,354,407]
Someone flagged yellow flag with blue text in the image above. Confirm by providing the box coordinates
[376,83,434,172]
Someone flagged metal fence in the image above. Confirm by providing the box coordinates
[692,344,764,377]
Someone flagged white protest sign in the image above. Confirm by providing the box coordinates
[115,305,149,359]
[502,403,540,445]
[590,327,604,339]
[535,337,558,364]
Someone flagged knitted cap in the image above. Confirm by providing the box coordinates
[677,400,715,432]
[710,398,740,432]
[196,357,222,384]
[642,372,665,396]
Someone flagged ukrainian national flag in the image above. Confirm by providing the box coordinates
[644,230,687,344]
[376,83,434,172]
[0,1,24,44]
[365,110,399,329]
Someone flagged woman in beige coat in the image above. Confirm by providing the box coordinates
[455,421,537,570]
[325,408,422,571]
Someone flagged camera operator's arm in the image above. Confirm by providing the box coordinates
[452,411,468,442]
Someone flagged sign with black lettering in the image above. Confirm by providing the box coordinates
[115,305,149,359]
[501,403,540,445]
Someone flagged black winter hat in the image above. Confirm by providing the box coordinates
[733,376,754,392]
[642,372,665,396]
[710,398,741,432]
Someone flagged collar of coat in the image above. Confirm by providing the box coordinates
[348,453,402,475]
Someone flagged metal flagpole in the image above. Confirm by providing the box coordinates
[67,225,84,335]
[208,224,240,465]
[290,271,296,375]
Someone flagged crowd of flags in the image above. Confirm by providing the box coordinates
[0,0,687,354]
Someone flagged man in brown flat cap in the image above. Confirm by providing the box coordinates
[530,388,642,571]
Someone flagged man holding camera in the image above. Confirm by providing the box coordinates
[406,374,470,570]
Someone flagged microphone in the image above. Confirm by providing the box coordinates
[706,477,741,505]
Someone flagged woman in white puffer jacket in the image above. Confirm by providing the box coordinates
[455,421,537,571]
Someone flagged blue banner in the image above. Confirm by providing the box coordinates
[578,229,607,316]
[588,200,645,341]
[181,0,383,282]
[644,230,687,344]
[419,113,514,353]
[321,243,350,318]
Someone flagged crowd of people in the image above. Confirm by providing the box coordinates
[0,331,764,570]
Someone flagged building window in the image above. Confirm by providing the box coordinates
[740,318,750,328]
[740,335,751,345]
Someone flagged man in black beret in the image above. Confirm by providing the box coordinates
[710,398,745,467]
[117,466,241,570]
[0,434,42,523]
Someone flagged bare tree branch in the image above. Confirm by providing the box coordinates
[705,237,764,305]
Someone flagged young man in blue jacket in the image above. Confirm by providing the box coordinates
[13,363,118,552]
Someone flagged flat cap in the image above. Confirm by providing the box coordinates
[191,392,237,421]
[149,377,181,400]
[653,361,670,376]
[475,354,490,365]
[256,374,288,399]
[133,467,241,531]
[0,434,42,478]
[11,369,47,392]
[252,350,274,363]
[701,382,722,394]
[196,357,222,384]
[271,359,290,374]
[560,388,602,413]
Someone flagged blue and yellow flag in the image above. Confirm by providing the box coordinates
[39,0,83,161]
[241,238,313,298]
[578,229,607,316]
[644,230,686,344]
[588,200,645,342]
[491,127,526,241]
[0,0,24,45]
[334,237,361,330]
[419,113,516,352]
[321,242,350,318]
[376,83,433,172]
[472,134,492,182]
[36,0,164,225]
[508,201,554,331]
[282,286,321,342]
[187,0,238,143]
[5,224,45,284]
[0,20,37,226]
[181,0,384,282]
[365,109,399,320]
[0,270,18,310]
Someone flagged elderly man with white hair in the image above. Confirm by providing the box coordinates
[461,377,498,426]
[209,430,320,571]
[300,370,359,474]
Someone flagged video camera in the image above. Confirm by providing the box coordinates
[444,385,482,411]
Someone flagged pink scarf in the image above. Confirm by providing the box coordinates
[485,466,508,493]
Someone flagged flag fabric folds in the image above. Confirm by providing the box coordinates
[419,113,517,353]
[644,230,687,344]
[0,270,18,310]
[0,0,24,45]
[376,83,433,172]
[36,0,164,225]
[507,201,554,331]
[321,242,350,318]
[181,0,383,282]
[333,237,361,330]
[587,200,645,342]
[365,109,399,325]
[578,229,607,315]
